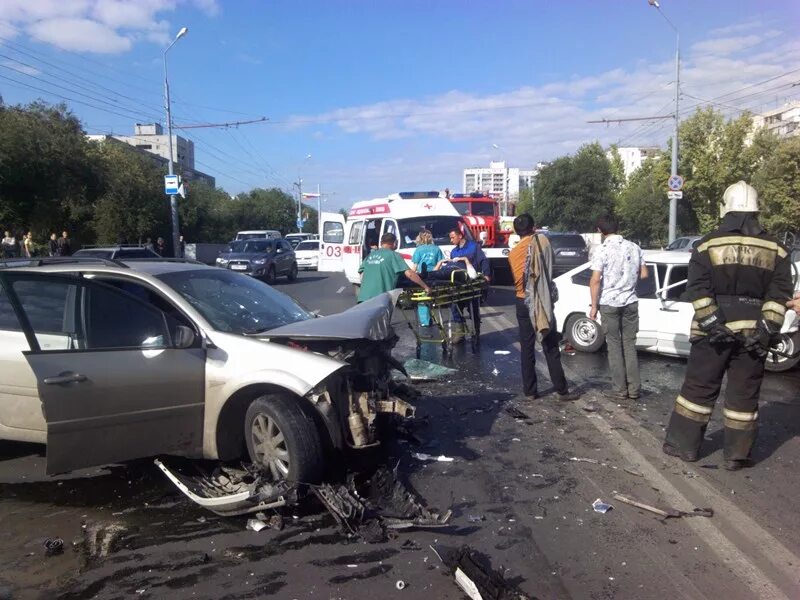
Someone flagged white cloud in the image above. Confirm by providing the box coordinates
[1,59,41,75]
[28,18,132,53]
[0,0,220,54]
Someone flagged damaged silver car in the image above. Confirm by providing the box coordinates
[0,259,415,512]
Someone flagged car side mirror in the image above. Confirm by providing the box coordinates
[173,325,196,349]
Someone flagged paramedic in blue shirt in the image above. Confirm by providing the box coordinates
[411,229,444,327]
[438,227,491,340]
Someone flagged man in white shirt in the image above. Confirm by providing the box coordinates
[589,215,648,400]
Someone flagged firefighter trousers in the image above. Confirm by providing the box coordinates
[664,337,765,461]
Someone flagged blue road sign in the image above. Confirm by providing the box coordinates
[667,175,684,191]
[296,218,305,229]
[165,175,180,195]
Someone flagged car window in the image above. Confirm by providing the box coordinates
[157,269,311,334]
[666,266,688,300]
[451,202,469,216]
[548,235,586,249]
[397,216,471,248]
[73,250,113,258]
[348,221,364,245]
[10,279,74,341]
[281,241,293,252]
[637,265,657,298]
[83,283,169,349]
[0,284,22,331]
[323,221,345,244]
[117,248,155,258]
[296,241,320,251]
[469,203,495,216]
[570,267,592,287]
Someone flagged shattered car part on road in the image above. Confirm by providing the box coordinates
[313,467,452,543]
[432,544,534,600]
[155,458,295,516]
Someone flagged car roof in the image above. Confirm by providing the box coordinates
[0,259,214,276]
[642,250,691,264]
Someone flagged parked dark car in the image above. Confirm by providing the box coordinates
[544,233,589,276]
[73,246,160,260]
[215,239,298,284]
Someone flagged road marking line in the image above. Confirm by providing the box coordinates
[336,286,346,294]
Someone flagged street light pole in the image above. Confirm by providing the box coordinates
[649,0,680,243]
[164,27,188,257]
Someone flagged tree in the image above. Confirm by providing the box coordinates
[615,153,672,246]
[0,102,98,245]
[608,144,626,196]
[533,142,615,231]
[516,187,534,216]
[178,181,236,243]
[752,135,800,237]
[90,140,168,244]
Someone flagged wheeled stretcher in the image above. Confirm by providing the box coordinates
[396,270,488,357]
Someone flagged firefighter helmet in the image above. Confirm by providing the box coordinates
[720,181,759,216]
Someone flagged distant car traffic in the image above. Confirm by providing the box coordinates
[284,233,316,248]
[215,238,298,284]
[73,246,160,260]
[545,232,590,276]
[553,251,800,373]
[664,236,701,251]
[234,230,281,241]
[294,240,320,270]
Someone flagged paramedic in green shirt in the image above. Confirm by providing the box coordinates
[358,233,431,303]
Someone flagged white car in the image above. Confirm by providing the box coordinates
[553,251,800,373]
[294,240,320,270]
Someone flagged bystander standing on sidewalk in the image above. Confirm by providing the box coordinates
[22,232,34,258]
[508,214,579,401]
[48,233,58,256]
[57,231,71,256]
[1,231,16,258]
[589,215,648,400]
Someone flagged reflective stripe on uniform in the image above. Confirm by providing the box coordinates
[694,304,717,320]
[723,408,758,421]
[692,297,714,310]
[762,301,786,324]
[674,395,713,423]
[697,235,788,258]
[725,319,758,332]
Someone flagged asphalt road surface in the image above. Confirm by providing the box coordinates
[1,271,798,599]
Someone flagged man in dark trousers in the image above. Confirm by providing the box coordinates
[508,214,579,401]
[663,181,793,471]
[56,230,71,256]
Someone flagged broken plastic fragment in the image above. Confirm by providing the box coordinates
[246,519,268,532]
[403,358,457,381]
[412,452,455,462]
[491,368,499,376]
[592,498,613,514]
[570,457,600,464]
[493,350,511,355]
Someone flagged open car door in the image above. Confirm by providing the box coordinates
[2,272,206,474]
[318,212,346,272]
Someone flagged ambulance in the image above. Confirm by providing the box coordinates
[317,191,473,285]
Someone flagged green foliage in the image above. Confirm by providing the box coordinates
[615,153,671,246]
[516,187,534,216]
[608,144,626,194]
[751,135,800,236]
[533,142,615,231]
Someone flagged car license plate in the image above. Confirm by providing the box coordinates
[231,264,247,271]
[561,251,577,256]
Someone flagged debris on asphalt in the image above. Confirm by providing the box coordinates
[491,368,500,376]
[504,406,531,421]
[313,467,451,543]
[467,515,485,523]
[582,402,600,413]
[246,518,268,532]
[412,452,455,462]
[395,580,406,590]
[433,544,533,600]
[623,467,645,478]
[570,457,600,464]
[403,358,457,381]
[592,499,614,514]
[44,537,64,557]
[613,494,714,519]
[493,350,511,355]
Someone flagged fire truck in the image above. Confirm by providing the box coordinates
[449,193,516,283]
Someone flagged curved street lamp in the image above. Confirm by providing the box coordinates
[164,27,188,256]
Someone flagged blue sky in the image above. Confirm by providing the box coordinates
[1,1,799,212]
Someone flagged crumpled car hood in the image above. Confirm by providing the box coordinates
[264,292,396,341]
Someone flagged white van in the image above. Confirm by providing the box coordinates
[317,191,471,284]
[235,230,282,241]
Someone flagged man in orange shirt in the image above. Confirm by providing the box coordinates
[508,214,579,401]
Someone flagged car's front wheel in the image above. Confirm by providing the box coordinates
[244,395,324,484]
[264,265,277,285]
[565,314,604,352]
[287,262,298,281]
[764,332,800,373]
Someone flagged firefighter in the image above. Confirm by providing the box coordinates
[663,181,793,471]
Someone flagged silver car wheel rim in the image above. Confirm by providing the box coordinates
[769,336,794,364]
[251,414,290,481]
[572,318,598,346]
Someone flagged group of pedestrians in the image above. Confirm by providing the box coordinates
[511,180,795,472]
[1,230,71,258]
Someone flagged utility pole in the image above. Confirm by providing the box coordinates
[317,183,321,238]
[293,179,303,233]
[163,27,187,257]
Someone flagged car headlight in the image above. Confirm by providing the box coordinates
[252,258,266,265]
[216,258,228,265]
